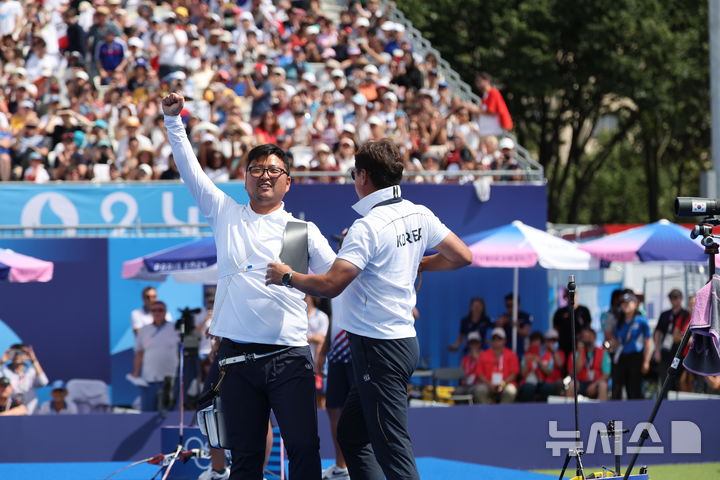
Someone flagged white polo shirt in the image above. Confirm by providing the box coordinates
[165,115,336,346]
[135,321,180,382]
[337,185,450,339]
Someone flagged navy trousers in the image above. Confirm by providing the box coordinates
[337,334,420,480]
[216,339,321,480]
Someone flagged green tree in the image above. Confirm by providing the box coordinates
[397,0,710,223]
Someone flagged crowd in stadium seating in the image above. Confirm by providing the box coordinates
[0,0,518,184]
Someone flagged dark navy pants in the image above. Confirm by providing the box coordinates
[337,334,420,480]
[216,339,321,480]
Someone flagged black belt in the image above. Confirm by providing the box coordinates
[218,347,293,367]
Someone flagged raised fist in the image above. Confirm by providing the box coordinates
[162,92,185,116]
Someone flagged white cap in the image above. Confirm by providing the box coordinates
[491,328,506,339]
[201,132,216,143]
[381,21,395,31]
[138,164,153,176]
[544,328,559,340]
[368,116,383,126]
[74,70,90,81]
[240,11,254,21]
[19,100,34,109]
[363,64,379,75]
[331,68,345,78]
[24,83,38,97]
[301,72,316,83]
[382,92,398,103]
[342,123,356,134]
[499,137,515,150]
[306,24,320,35]
[128,37,144,48]
[355,17,370,28]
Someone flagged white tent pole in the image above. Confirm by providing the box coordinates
[513,267,519,353]
[660,263,666,314]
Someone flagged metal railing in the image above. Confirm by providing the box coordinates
[0,223,213,238]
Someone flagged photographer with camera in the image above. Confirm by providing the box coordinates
[130,300,180,412]
[1,343,48,414]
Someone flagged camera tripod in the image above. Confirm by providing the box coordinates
[557,275,587,480]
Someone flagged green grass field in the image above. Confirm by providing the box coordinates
[534,462,720,479]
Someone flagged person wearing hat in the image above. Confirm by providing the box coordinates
[36,380,78,415]
[474,327,519,404]
[653,288,691,389]
[266,139,471,480]
[0,377,27,416]
[566,328,611,401]
[162,92,336,480]
[244,60,274,121]
[115,116,152,169]
[455,330,485,401]
[612,291,652,399]
[156,12,188,79]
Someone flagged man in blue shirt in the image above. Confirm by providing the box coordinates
[95,28,126,85]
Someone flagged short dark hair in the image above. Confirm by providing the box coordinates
[246,143,291,172]
[354,139,403,189]
[504,293,519,303]
[476,72,492,82]
[529,331,544,342]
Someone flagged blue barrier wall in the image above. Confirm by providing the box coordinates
[0,183,548,403]
[1,400,717,470]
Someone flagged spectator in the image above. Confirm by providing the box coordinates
[0,376,26,416]
[448,297,493,353]
[474,328,519,404]
[130,286,172,335]
[473,72,513,137]
[456,331,484,400]
[157,14,187,79]
[519,329,565,402]
[567,328,610,401]
[36,380,78,415]
[246,63,274,121]
[1,344,48,414]
[130,300,180,412]
[601,289,625,346]
[518,331,545,401]
[496,293,533,358]
[653,288,691,389]
[552,288,592,362]
[254,110,285,145]
[612,292,651,399]
[95,28,126,85]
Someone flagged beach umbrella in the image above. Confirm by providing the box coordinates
[121,237,217,284]
[577,219,704,263]
[0,249,54,283]
[578,219,708,309]
[462,220,598,351]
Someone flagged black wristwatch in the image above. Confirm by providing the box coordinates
[281,271,294,288]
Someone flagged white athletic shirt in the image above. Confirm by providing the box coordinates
[337,185,450,339]
[164,115,336,346]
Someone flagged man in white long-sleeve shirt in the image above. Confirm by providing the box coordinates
[162,93,335,480]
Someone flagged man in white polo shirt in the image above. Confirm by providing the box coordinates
[162,93,336,480]
[131,301,180,411]
[266,139,472,480]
